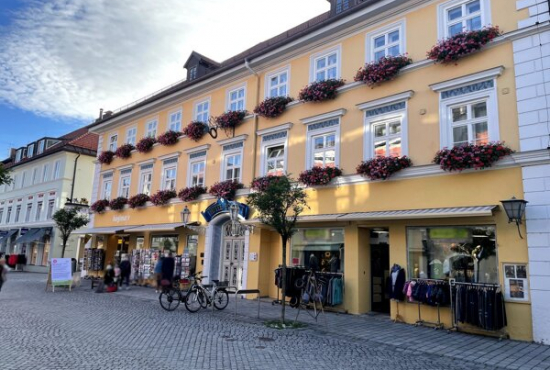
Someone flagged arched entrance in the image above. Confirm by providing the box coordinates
[220,222,246,289]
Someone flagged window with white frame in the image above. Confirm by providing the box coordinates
[227,86,246,111]
[161,158,178,190]
[188,151,207,187]
[195,100,210,122]
[335,0,351,13]
[0,208,3,224]
[53,160,61,179]
[266,145,285,176]
[20,171,27,188]
[6,206,12,223]
[440,0,488,38]
[32,168,39,185]
[25,203,32,222]
[266,69,289,98]
[37,140,45,154]
[368,21,405,62]
[139,165,153,195]
[448,99,489,146]
[35,202,42,222]
[108,134,118,151]
[313,50,339,82]
[14,205,21,223]
[27,144,34,157]
[101,175,113,200]
[126,127,137,145]
[169,110,182,132]
[223,152,242,182]
[146,119,158,138]
[46,199,55,220]
[119,171,132,198]
[372,118,402,157]
[305,119,340,168]
[10,174,17,191]
[42,164,50,182]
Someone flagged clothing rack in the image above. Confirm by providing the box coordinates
[410,278,448,330]
[448,279,509,340]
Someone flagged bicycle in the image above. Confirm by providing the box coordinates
[184,272,229,313]
[159,278,188,312]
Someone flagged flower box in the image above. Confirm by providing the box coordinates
[298,166,343,186]
[91,199,110,214]
[184,121,208,142]
[427,26,501,64]
[136,137,156,153]
[150,189,177,206]
[298,79,345,102]
[178,186,207,202]
[109,197,128,211]
[208,180,244,200]
[98,151,115,165]
[157,130,182,146]
[128,193,150,209]
[354,55,412,87]
[253,96,293,118]
[433,142,513,172]
[251,175,284,192]
[356,156,412,180]
[115,144,135,159]
[215,110,247,134]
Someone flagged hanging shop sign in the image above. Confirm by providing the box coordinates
[201,198,249,223]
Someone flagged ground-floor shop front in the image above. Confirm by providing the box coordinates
[0,225,58,273]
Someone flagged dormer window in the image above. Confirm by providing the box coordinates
[27,144,34,158]
[15,149,22,162]
[336,0,351,13]
[37,140,45,154]
[183,51,220,82]
[189,66,198,81]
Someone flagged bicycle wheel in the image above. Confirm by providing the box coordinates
[185,288,203,313]
[159,288,181,311]
[213,290,229,310]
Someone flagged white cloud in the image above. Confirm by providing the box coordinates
[0,0,328,120]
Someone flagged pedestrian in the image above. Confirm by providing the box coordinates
[0,258,7,292]
[154,255,163,293]
[104,262,117,293]
[119,254,131,290]
[160,251,175,290]
[114,263,121,286]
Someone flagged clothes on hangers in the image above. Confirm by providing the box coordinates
[454,284,507,331]
[402,279,450,306]
[386,264,406,300]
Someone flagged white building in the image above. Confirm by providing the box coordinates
[513,0,550,344]
[0,127,98,273]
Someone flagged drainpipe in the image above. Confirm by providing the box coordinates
[69,152,81,203]
[245,58,260,180]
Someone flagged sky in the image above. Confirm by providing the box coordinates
[0,0,329,157]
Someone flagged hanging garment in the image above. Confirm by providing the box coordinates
[386,265,406,300]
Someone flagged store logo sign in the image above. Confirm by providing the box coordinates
[112,215,130,223]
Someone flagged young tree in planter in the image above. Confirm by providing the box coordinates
[0,163,12,186]
[52,208,89,258]
[247,175,308,323]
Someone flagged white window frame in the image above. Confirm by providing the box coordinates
[305,123,341,169]
[101,177,113,200]
[222,151,243,182]
[25,203,33,223]
[194,98,211,123]
[265,66,290,99]
[20,171,27,188]
[259,131,289,176]
[366,113,407,159]
[437,0,491,39]
[46,199,55,220]
[145,119,158,138]
[309,45,341,83]
[365,20,406,63]
[168,109,183,132]
[226,83,247,111]
[108,134,118,152]
[42,164,50,183]
[186,151,207,188]
[0,208,4,224]
[126,126,137,145]
[138,168,153,196]
[53,160,61,180]
[119,174,131,198]
[27,144,35,157]
[37,140,45,154]
[14,204,21,223]
[161,160,178,191]
[34,202,42,222]
[32,167,39,185]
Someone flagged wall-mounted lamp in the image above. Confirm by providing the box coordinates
[500,196,528,239]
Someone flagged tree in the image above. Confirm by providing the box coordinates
[247,175,308,323]
[52,208,89,258]
[0,163,12,186]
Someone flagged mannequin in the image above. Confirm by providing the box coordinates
[386,263,406,300]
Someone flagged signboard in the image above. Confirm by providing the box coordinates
[201,199,249,222]
[50,258,72,288]
[429,228,469,240]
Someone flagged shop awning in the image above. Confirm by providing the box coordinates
[73,226,141,235]
[0,229,19,248]
[15,228,39,244]
[123,223,186,233]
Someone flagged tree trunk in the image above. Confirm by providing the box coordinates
[281,236,287,323]
[61,240,67,258]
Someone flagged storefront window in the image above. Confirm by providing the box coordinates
[41,239,50,266]
[30,244,38,265]
[151,235,178,252]
[136,237,144,250]
[184,235,198,276]
[407,226,498,283]
[291,228,344,272]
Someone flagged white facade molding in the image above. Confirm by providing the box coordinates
[185,144,211,154]
[430,66,505,92]
[116,164,134,172]
[136,158,156,166]
[256,123,293,136]
[217,134,248,146]
[356,90,414,111]
[157,152,182,161]
[300,109,347,125]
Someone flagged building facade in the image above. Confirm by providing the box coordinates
[0,127,98,273]
[83,0,549,341]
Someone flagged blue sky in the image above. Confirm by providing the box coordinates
[0,0,328,158]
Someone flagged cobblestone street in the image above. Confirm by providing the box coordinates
[0,273,546,370]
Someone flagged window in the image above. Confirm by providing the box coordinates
[139,169,153,195]
[266,69,289,98]
[407,226,498,283]
[15,149,22,162]
[313,51,339,82]
[0,208,3,224]
[189,159,206,187]
[32,168,39,185]
[37,140,45,154]
[119,173,131,198]
[169,110,182,132]
[449,100,489,146]
[312,133,336,167]
[223,153,242,182]
[10,174,17,191]
[227,86,246,111]
[41,240,50,266]
[14,205,21,223]
[27,144,34,157]
[189,66,197,81]
[101,177,113,200]
[46,199,55,219]
[439,0,489,38]
[266,145,285,176]
[195,100,210,122]
[42,164,50,182]
[372,118,402,157]
[367,21,405,62]
[25,203,32,222]
[151,235,179,252]
[6,207,12,223]
[53,160,61,179]
[504,264,529,302]
[162,159,178,191]
[126,127,137,145]
[335,0,351,13]
[20,171,27,188]
[35,202,42,222]
[108,134,118,151]
[291,228,344,272]
[146,120,158,138]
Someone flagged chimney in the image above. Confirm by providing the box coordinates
[9,148,16,158]
[99,108,104,120]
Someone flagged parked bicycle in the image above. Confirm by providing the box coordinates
[184,272,229,313]
[159,278,188,312]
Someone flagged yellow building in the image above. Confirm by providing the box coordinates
[81,0,547,341]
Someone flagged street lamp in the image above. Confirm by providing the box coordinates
[500,196,528,239]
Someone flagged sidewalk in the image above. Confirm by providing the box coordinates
[98,281,550,370]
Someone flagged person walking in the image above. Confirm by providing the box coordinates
[154,255,163,293]
[160,251,175,290]
[0,258,7,292]
[119,254,131,290]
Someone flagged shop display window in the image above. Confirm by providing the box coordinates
[41,239,50,266]
[407,226,498,283]
[151,235,178,252]
[291,228,344,272]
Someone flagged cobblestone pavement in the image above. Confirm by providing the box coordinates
[0,273,540,370]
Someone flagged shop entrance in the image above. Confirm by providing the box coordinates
[220,222,246,289]
[371,228,390,314]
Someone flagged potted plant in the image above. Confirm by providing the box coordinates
[427,26,501,64]
[136,137,156,153]
[354,55,412,87]
[433,142,513,172]
[298,166,343,186]
[178,186,207,202]
[128,193,150,209]
[98,151,115,165]
[356,156,412,180]
[90,199,110,213]
[253,96,294,118]
[157,130,182,146]
[208,180,244,201]
[183,121,208,142]
[115,143,135,159]
[298,79,345,102]
[215,110,248,135]
[150,189,177,206]
[109,197,128,211]
[251,175,284,192]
